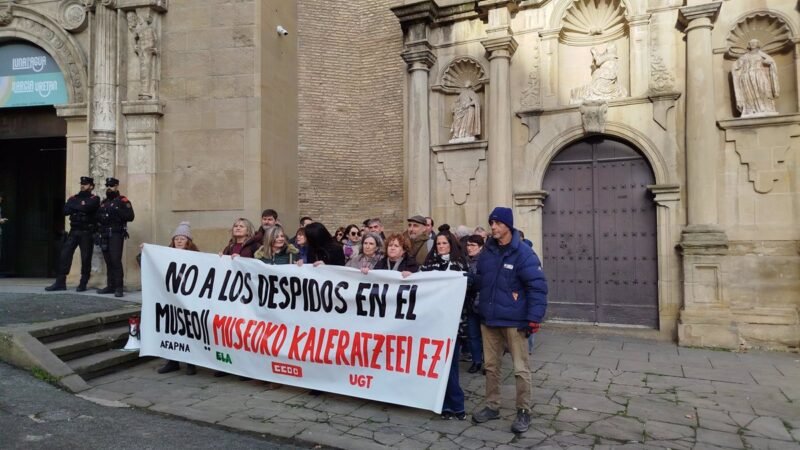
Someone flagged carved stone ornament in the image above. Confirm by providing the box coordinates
[432,141,487,205]
[0,3,13,27]
[570,44,627,104]
[579,99,608,134]
[520,38,541,108]
[726,12,792,58]
[649,53,674,94]
[441,57,486,91]
[59,0,88,32]
[560,0,627,46]
[449,84,481,143]
[89,141,115,186]
[127,10,159,100]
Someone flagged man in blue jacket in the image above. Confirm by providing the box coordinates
[471,207,547,433]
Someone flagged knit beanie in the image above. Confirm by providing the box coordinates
[172,221,192,240]
[488,207,514,230]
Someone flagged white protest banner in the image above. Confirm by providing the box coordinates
[139,244,467,413]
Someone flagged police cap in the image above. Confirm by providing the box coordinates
[80,176,94,185]
[105,177,120,187]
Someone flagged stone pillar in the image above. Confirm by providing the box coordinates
[401,26,435,216]
[628,14,651,97]
[794,38,800,110]
[482,4,517,207]
[648,184,682,340]
[679,2,721,227]
[514,191,547,253]
[55,104,91,286]
[87,1,118,188]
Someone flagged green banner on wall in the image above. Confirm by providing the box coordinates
[0,42,68,108]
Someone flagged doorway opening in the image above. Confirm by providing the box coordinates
[541,136,658,328]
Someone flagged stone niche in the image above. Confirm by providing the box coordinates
[722,12,798,117]
[557,0,631,106]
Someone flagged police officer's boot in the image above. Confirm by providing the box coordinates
[45,277,67,292]
[97,286,115,294]
[114,288,124,298]
[76,276,89,292]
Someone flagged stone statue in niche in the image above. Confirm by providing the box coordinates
[127,11,159,100]
[449,82,481,144]
[570,44,627,104]
[732,39,780,118]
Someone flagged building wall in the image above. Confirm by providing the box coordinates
[297,1,405,232]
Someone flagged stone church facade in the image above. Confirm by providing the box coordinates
[0,0,797,350]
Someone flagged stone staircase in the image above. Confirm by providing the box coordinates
[0,307,152,392]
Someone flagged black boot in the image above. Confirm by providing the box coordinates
[157,360,180,374]
[114,288,124,298]
[97,286,114,294]
[45,278,67,292]
[76,277,89,292]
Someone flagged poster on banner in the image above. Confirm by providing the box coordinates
[139,244,467,413]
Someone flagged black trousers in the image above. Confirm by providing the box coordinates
[56,230,94,284]
[102,231,125,289]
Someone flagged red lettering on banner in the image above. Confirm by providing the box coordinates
[288,325,306,360]
[272,362,303,377]
[335,330,350,365]
[416,338,445,379]
[349,374,373,388]
[370,333,384,370]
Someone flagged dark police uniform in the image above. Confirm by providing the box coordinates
[97,177,134,297]
[46,177,100,292]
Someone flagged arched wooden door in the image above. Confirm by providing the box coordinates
[541,137,658,327]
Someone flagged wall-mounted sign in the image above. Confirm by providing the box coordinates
[0,43,68,108]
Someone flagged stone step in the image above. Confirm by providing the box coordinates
[30,307,140,344]
[45,325,130,361]
[67,348,151,381]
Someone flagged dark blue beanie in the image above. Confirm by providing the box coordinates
[488,207,514,230]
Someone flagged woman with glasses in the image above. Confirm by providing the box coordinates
[341,224,361,262]
[419,226,469,420]
[346,232,384,273]
[333,226,346,243]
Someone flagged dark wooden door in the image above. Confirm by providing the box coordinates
[542,137,658,327]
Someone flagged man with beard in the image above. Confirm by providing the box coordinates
[46,177,100,292]
[96,177,135,297]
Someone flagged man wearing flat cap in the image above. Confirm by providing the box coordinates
[404,215,431,267]
[46,177,101,292]
[96,177,135,297]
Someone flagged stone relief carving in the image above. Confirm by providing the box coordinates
[59,0,88,32]
[726,12,792,57]
[432,143,487,205]
[561,0,627,45]
[441,57,486,91]
[570,44,627,104]
[127,10,159,100]
[579,99,608,133]
[89,142,114,185]
[649,53,674,94]
[0,3,12,27]
[520,38,541,108]
[449,83,481,143]
[732,39,780,118]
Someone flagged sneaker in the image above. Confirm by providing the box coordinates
[440,411,453,420]
[472,407,500,424]
[467,362,483,374]
[511,408,531,433]
[454,411,467,420]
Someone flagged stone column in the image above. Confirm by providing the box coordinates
[401,28,435,216]
[679,2,721,227]
[794,38,800,109]
[88,1,118,188]
[628,14,651,97]
[482,4,517,207]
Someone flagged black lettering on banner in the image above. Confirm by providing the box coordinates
[334,281,348,313]
[198,268,215,299]
[218,270,232,301]
[355,283,370,316]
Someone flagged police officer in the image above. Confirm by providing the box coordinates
[46,177,101,292]
[96,177,134,297]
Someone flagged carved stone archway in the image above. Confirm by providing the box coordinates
[0,4,88,104]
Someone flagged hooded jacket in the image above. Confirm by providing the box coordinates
[475,229,548,327]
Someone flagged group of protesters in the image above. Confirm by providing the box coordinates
[155,206,548,434]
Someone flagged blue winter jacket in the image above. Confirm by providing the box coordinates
[476,229,548,327]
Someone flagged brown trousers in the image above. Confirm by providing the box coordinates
[480,325,531,410]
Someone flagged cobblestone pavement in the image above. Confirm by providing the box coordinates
[83,331,800,449]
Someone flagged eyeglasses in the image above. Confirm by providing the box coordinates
[349,232,358,236]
